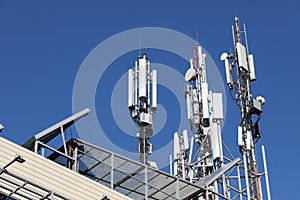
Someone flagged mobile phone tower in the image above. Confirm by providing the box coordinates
[220,17,271,200]
[173,42,227,199]
[128,54,157,166]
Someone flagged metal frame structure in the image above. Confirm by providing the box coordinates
[220,17,271,200]
[169,17,271,200]
[170,42,233,199]
[48,138,211,200]
[22,108,90,171]
[0,155,68,200]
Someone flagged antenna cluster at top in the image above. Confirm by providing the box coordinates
[128,53,157,167]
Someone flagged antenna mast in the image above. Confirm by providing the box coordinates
[221,17,267,200]
[128,54,157,167]
[173,42,227,199]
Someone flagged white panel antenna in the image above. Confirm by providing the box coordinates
[212,93,224,120]
[201,82,209,126]
[173,132,180,160]
[182,130,189,151]
[152,70,157,109]
[128,69,134,108]
[185,85,193,121]
[236,42,248,71]
[220,52,233,89]
[248,54,256,81]
[138,55,147,99]
[210,122,220,159]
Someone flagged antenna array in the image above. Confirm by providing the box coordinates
[126,17,271,200]
[220,17,269,200]
[170,17,271,200]
[128,54,157,167]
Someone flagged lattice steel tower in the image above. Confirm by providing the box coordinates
[220,17,268,200]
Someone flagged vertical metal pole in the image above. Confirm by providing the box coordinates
[182,157,185,180]
[259,177,264,200]
[41,147,45,157]
[217,121,227,198]
[170,154,173,175]
[237,163,243,200]
[111,154,114,189]
[174,161,178,177]
[60,126,68,155]
[176,178,180,200]
[144,137,146,165]
[227,178,231,200]
[188,137,194,164]
[73,146,78,172]
[206,185,209,200]
[34,141,38,154]
[145,166,148,200]
[214,181,219,200]
[262,145,271,200]
[243,153,251,200]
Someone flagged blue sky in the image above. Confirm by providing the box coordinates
[0,0,299,199]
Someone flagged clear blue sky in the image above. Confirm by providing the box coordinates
[0,1,299,199]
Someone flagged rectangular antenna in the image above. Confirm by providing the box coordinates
[173,132,180,160]
[201,82,209,126]
[183,130,189,150]
[210,122,220,159]
[212,93,224,120]
[185,85,192,120]
[138,55,147,99]
[248,54,256,81]
[197,45,203,67]
[128,69,134,108]
[236,42,248,71]
[152,70,157,109]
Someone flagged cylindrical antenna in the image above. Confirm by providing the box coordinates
[220,52,233,89]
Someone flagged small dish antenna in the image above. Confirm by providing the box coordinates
[184,68,196,82]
